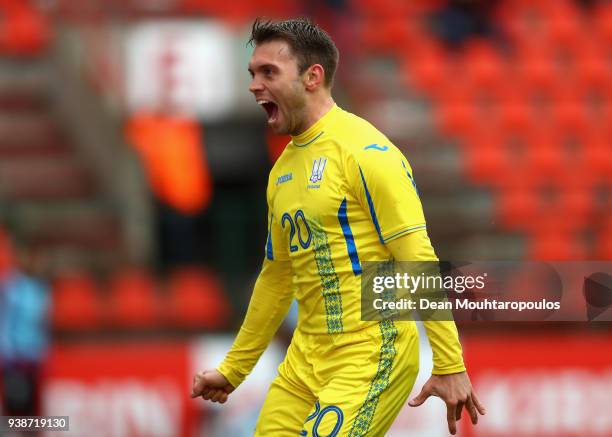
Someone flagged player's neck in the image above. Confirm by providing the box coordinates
[295,95,335,136]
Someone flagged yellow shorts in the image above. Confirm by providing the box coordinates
[255,320,419,436]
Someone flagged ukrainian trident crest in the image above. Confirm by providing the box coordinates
[310,157,327,184]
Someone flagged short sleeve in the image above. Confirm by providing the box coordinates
[264,188,290,261]
[346,143,426,244]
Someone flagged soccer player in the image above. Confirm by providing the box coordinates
[191,18,485,436]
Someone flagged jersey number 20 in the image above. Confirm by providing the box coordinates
[281,209,312,252]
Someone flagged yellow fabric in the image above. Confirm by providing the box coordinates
[217,258,294,388]
[255,321,419,436]
[266,104,426,335]
[386,231,466,375]
[219,104,465,391]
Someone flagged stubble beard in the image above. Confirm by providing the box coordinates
[283,82,309,137]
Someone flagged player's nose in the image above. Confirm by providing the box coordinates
[249,76,264,93]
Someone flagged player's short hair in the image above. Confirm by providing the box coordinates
[248,18,339,88]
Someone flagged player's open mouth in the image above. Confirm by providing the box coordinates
[258,100,279,124]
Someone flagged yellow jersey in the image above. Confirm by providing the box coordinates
[218,104,465,389]
[266,104,426,335]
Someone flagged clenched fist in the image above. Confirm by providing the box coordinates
[191,369,235,404]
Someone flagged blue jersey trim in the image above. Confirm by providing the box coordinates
[266,216,274,260]
[383,224,427,243]
[358,166,384,244]
[364,144,388,151]
[401,160,420,197]
[293,131,324,147]
[338,198,362,276]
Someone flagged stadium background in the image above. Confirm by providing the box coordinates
[0,0,611,435]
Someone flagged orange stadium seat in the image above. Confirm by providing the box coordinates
[166,267,230,330]
[360,16,411,54]
[51,271,104,330]
[496,86,533,136]
[496,187,539,230]
[0,0,51,56]
[528,231,587,261]
[543,2,582,50]
[593,2,612,45]
[403,39,450,96]
[180,0,222,14]
[353,0,421,18]
[580,133,612,184]
[434,82,480,138]
[460,122,507,152]
[498,5,529,44]
[384,0,606,260]
[502,1,551,47]
[574,38,610,92]
[549,88,589,136]
[595,219,612,260]
[461,40,506,91]
[462,142,510,187]
[515,40,556,94]
[522,141,566,188]
[108,268,160,329]
[528,187,595,234]
[221,2,257,27]
[181,0,295,21]
[531,188,595,234]
[436,102,478,139]
[557,189,595,229]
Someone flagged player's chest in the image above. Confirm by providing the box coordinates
[271,153,349,225]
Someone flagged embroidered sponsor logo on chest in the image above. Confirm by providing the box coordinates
[308,157,327,188]
[276,173,293,185]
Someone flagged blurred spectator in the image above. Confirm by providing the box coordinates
[429,0,502,47]
[126,113,213,269]
[0,227,50,416]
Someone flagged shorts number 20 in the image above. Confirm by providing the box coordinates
[300,400,344,437]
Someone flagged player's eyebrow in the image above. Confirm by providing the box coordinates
[248,63,279,76]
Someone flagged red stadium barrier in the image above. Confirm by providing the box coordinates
[462,331,612,436]
[41,342,195,437]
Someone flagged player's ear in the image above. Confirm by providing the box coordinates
[304,64,325,91]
